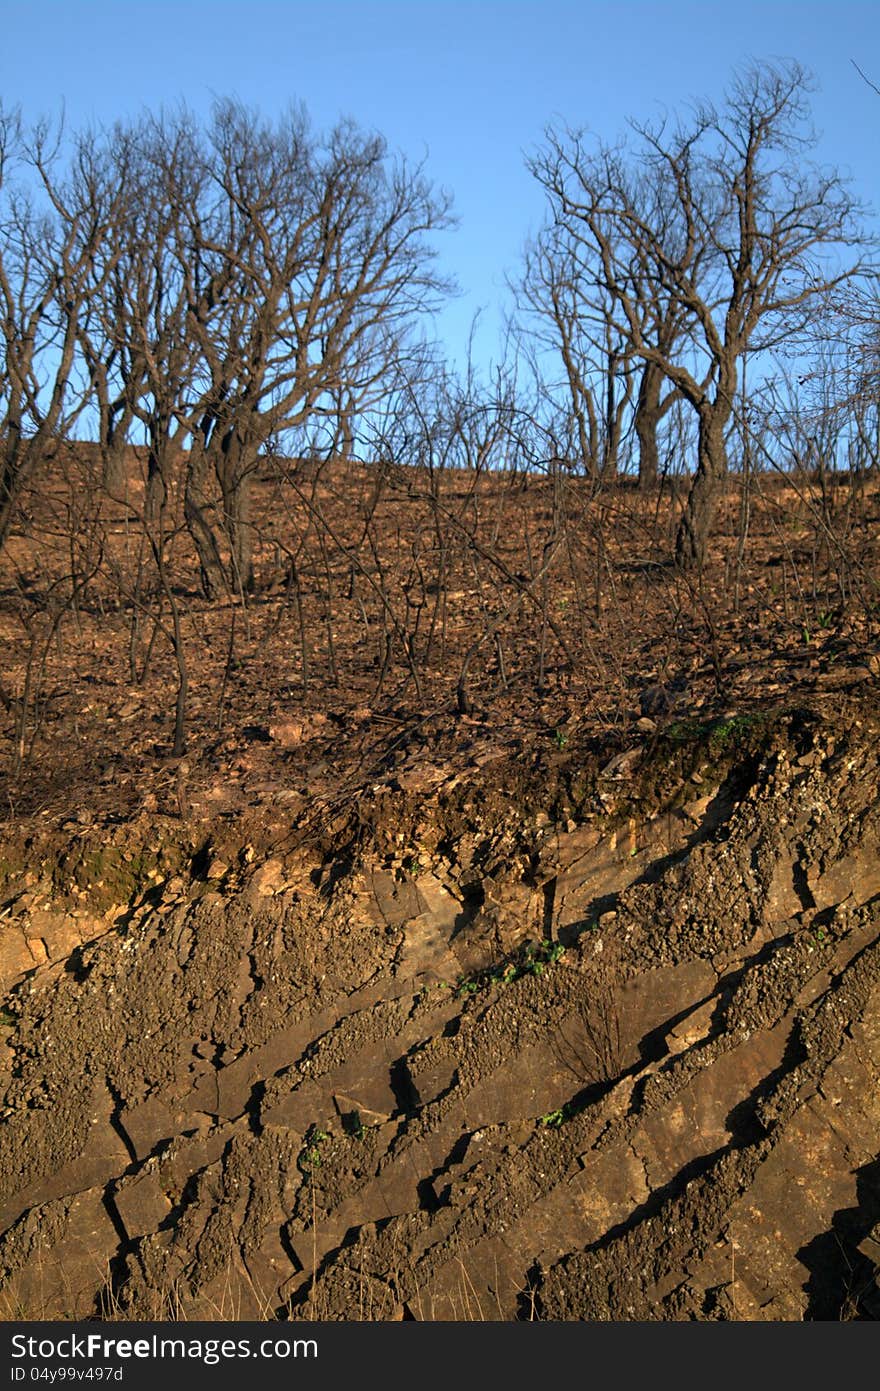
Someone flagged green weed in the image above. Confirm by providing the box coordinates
[453,940,567,999]
[298,1125,330,1174]
[539,1108,566,1128]
[539,1098,584,1128]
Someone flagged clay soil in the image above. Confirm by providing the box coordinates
[1,450,879,1320]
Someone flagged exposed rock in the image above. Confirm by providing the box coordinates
[1,699,879,1320]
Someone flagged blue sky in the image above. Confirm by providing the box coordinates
[3,0,878,374]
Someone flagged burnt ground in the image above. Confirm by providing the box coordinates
[0,454,879,1320]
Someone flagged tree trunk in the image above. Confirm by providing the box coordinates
[144,449,167,527]
[225,470,254,594]
[184,443,226,599]
[634,363,663,490]
[0,411,31,554]
[0,442,22,554]
[675,405,730,570]
[600,440,618,482]
[217,429,255,595]
[101,434,128,499]
[600,360,619,482]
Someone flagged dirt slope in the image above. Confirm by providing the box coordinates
[0,695,878,1320]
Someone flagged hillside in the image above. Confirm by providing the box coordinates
[1,452,878,1320]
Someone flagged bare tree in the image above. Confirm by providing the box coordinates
[162,100,454,595]
[529,60,868,566]
[515,167,693,489]
[0,106,124,551]
[39,100,454,600]
[515,223,633,481]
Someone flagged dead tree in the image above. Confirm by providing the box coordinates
[515,225,633,481]
[0,106,124,551]
[167,100,453,595]
[529,60,867,567]
[515,183,690,489]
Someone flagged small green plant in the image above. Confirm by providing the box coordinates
[552,728,568,750]
[401,853,423,877]
[707,712,766,750]
[539,1098,584,1129]
[454,940,567,1000]
[521,940,565,975]
[711,718,738,744]
[456,978,481,998]
[665,717,705,745]
[667,710,770,753]
[299,1125,330,1174]
[539,1108,566,1128]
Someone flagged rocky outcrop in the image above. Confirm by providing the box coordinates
[0,700,878,1320]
